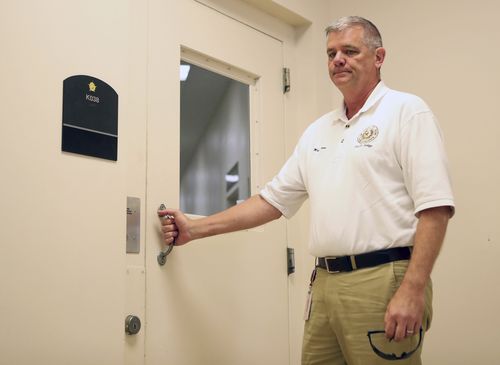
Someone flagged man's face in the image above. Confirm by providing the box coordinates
[326,26,384,93]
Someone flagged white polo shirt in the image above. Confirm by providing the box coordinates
[260,82,455,257]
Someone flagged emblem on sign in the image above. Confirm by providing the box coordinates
[357,125,379,146]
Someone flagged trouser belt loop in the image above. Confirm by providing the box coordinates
[349,255,358,270]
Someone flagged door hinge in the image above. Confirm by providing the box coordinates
[283,67,290,94]
[287,247,295,275]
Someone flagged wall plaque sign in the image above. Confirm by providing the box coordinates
[62,75,118,160]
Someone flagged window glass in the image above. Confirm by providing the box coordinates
[180,61,250,216]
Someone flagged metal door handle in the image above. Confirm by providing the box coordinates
[157,203,174,266]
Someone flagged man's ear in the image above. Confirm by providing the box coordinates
[375,47,386,69]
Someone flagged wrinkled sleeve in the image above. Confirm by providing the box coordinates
[400,110,455,217]
[260,144,308,219]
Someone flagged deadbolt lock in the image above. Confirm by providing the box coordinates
[125,315,141,335]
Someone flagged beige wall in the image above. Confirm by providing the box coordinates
[323,1,500,363]
[0,1,147,363]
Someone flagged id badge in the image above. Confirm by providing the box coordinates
[303,287,313,321]
[304,268,316,321]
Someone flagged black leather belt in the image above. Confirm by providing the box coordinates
[317,247,412,273]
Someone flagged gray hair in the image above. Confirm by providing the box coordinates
[325,16,383,49]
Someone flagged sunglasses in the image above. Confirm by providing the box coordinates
[366,327,423,361]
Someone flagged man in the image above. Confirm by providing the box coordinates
[160,16,454,364]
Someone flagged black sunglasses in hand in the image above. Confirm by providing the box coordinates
[367,327,423,361]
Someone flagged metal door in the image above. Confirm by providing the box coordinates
[145,1,289,364]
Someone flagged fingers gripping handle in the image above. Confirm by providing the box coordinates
[157,203,174,266]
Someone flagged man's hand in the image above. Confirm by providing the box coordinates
[384,283,425,341]
[158,208,192,246]
[384,206,450,342]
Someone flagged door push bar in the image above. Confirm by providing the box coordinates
[157,203,175,266]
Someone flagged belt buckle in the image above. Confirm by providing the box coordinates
[324,256,340,274]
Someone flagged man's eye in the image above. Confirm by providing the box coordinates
[328,52,336,59]
[345,49,358,56]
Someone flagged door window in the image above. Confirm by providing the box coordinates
[180,61,251,216]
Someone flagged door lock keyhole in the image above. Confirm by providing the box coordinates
[125,315,141,335]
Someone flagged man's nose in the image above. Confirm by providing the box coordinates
[333,52,346,66]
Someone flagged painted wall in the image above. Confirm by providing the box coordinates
[0,0,148,364]
[323,1,500,363]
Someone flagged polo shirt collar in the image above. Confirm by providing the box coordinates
[331,81,390,123]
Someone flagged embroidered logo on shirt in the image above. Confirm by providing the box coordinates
[313,147,327,152]
[356,126,379,147]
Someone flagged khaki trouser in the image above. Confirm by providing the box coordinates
[302,260,433,365]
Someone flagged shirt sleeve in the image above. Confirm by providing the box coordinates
[260,143,309,219]
[400,110,455,217]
